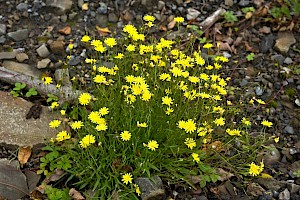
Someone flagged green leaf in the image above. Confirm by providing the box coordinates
[42,146,54,151]
[200,180,206,188]
[210,174,219,183]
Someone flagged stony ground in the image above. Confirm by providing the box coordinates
[0,0,299,199]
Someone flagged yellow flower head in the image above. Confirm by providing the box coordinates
[56,131,70,142]
[174,17,184,23]
[120,131,131,141]
[261,120,273,128]
[49,120,61,128]
[147,140,159,151]
[99,107,109,116]
[104,37,117,47]
[70,121,84,130]
[79,93,91,106]
[191,153,200,162]
[80,134,96,148]
[162,96,173,106]
[81,35,91,42]
[185,138,196,149]
[143,15,155,22]
[122,173,133,185]
[42,76,53,84]
[249,161,264,176]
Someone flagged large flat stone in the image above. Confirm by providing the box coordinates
[2,61,41,78]
[0,91,57,147]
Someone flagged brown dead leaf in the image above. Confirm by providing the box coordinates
[69,188,85,200]
[49,169,64,182]
[96,26,111,36]
[167,19,176,30]
[259,26,271,34]
[216,168,234,182]
[254,0,264,7]
[245,12,253,19]
[219,42,232,52]
[18,146,31,165]
[233,37,243,46]
[159,25,168,31]
[244,41,256,52]
[58,26,71,35]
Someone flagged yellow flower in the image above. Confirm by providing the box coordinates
[249,161,264,176]
[174,17,184,23]
[214,117,225,126]
[126,44,136,52]
[68,43,74,50]
[99,107,109,116]
[191,153,200,163]
[183,119,197,134]
[42,77,53,84]
[203,43,213,49]
[143,15,155,22]
[122,173,133,185]
[56,131,70,142]
[93,75,107,84]
[134,184,141,196]
[159,73,171,81]
[104,38,117,47]
[79,93,91,106]
[60,110,66,115]
[70,121,84,130]
[147,140,159,151]
[51,102,59,109]
[188,76,200,83]
[80,134,96,148]
[226,128,241,136]
[274,137,279,143]
[95,123,108,131]
[256,99,266,105]
[261,120,273,128]
[123,24,137,35]
[81,35,91,42]
[241,117,251,126]
[137,122,148,128]
[114,53,124,59]
[162,96,173,106]
[184,138,196,149]
[120,131,131,141]
[165,107,174,115]
[49,120,61,128]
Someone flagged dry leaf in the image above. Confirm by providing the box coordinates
[58,26,71,35]
[96,26,111,36]
[216,168,234,182]
[159,25,168,31]
[260,173,273,179]
[167,19,176,30]
[244,41,256,52]
[254,0,264,7]
[82,3,89,11]
[49,169,64,182]
[69,188,85,200]
[219,42,232,52]
[18,146,32,165]
[259,26,271,34]
[245,12,253,19]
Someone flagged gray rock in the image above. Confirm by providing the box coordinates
[271,54,285,65]
[0,24,6,36]
[284,57,293,65]
[158,1,165,10]
[95,14,108,27]
[187,8,200,20]
[0,51,17,60]
[260,34,275,53]
[2,61,41,78]
[255,86,264,96]
[78,0,84,8]
[274,31,296,55]
[258,144,281,166]
[69,56,81,66]
[16,53,29,62]
[36,44,50,58]
[0,91,57,146]
[283,125,294,134]
[240,79,248,87]
[46,0,73,14]
[287,183,300,194]
[7,29,29,41]
[49,40,65,54]
[256,178,286,191]
[55,68,72,86]
[279,188,290,200]
[16,3,28,11]
[97,2,107,14]
[225,0,234,6]
[0,36,6,44]
[239,0,250,6]
[135,175,165,200]
[108,13,118,22]
[0,159,29,199]
[37,58,51,69]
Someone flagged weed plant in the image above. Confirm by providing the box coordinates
[39,16,273,199]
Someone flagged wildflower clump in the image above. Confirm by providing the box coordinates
[39,15,273,199]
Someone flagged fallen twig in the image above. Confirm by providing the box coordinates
[0,67,81,103]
